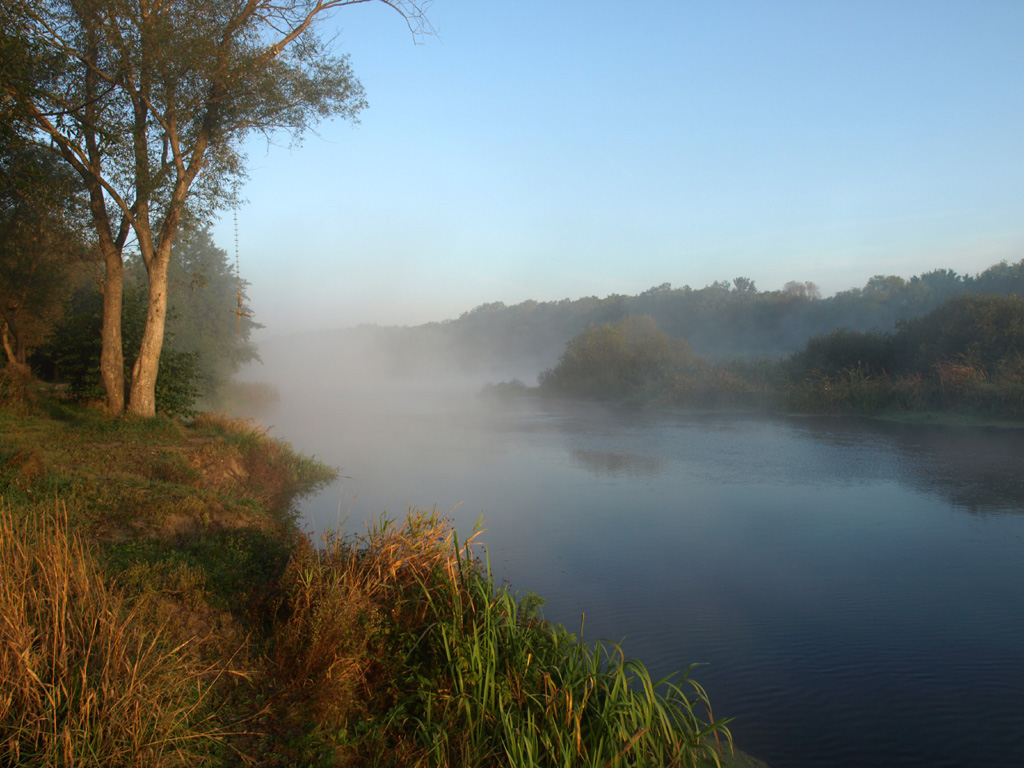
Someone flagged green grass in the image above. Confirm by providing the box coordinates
[401,540,733,768]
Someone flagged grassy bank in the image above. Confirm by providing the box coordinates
[0,383,737,767]
[511,351,1024,423]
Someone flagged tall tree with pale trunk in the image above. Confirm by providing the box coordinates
[1,0,430,415]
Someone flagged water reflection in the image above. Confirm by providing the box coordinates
[784,415,1024,513]
[570,449,665,478]
[539,407,1024,515]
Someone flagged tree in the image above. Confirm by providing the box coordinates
[895,294,1024,374]
[49,284,201,415]
[162,227,260,399]
[539,315,693,400]
[0,143,91,367]
[732,276,756,294]
[1,0,430,416]
[786,328,895,381]
[782,280,821,300]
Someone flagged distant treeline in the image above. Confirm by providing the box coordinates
[525,293,1024,418]
[279,259,1024,383]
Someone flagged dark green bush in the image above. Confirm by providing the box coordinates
[786,328,895,382]
[48,286,200,416]
[539,315,693,400]
[894,294,1024,374]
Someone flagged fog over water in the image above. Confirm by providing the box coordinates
[237,334,1024,768]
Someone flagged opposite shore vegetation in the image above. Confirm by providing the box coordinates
[499,293,1024,423]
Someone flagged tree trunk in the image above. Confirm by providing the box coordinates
[1,307,28,365]
[127,253,170,417]
[100,244,125,414]
[1,322,16,365]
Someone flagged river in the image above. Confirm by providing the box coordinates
[247,380,1024,768]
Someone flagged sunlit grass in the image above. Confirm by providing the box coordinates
[271,510,733,767]
[0,502,221,767]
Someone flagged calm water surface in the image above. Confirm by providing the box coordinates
[255,385,1024,768]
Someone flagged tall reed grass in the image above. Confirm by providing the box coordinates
[271,510,732,767]
[405,540,731,768]
[0,503,219,767]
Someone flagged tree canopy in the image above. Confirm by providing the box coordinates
[0,143,91,366]
[1,0,429,415]
[539,316,694,400]
[161,227,260,399]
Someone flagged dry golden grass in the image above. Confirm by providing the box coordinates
[0,503,220,767]
[193,411,270,439]
[270,511,480,737]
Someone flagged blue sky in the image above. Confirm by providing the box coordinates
[210,0,1024,335]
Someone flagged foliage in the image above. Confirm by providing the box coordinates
[0,398,731,767]
[49,286,201,416]
[191,411,337,503]
[665,358,781,411]
[527,294,1024,419]
[0,402,342,765]
[539,316,694,400]
[304,258,1024,386]
[894,294,1024,374]
[271,511,733,767]
[159,227,260,401]
[403,546,732,768]
[1,0,430,415]
[780,295,1024,417]
[0,143,91,365]
[786,328,896,381]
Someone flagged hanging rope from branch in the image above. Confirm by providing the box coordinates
[230,210,252,334]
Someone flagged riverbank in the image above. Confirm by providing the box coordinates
[0,386,742,766]
[489,381,1024,436]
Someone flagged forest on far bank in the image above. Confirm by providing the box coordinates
[524,291,1024,418]
[258,258,1024,387]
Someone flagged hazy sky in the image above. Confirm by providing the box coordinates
[209,0,1024,335]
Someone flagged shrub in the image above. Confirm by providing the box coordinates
[786,328,895,382]
[895,294,1024,375]
[48,286,200,416]
[540,316,694,401]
